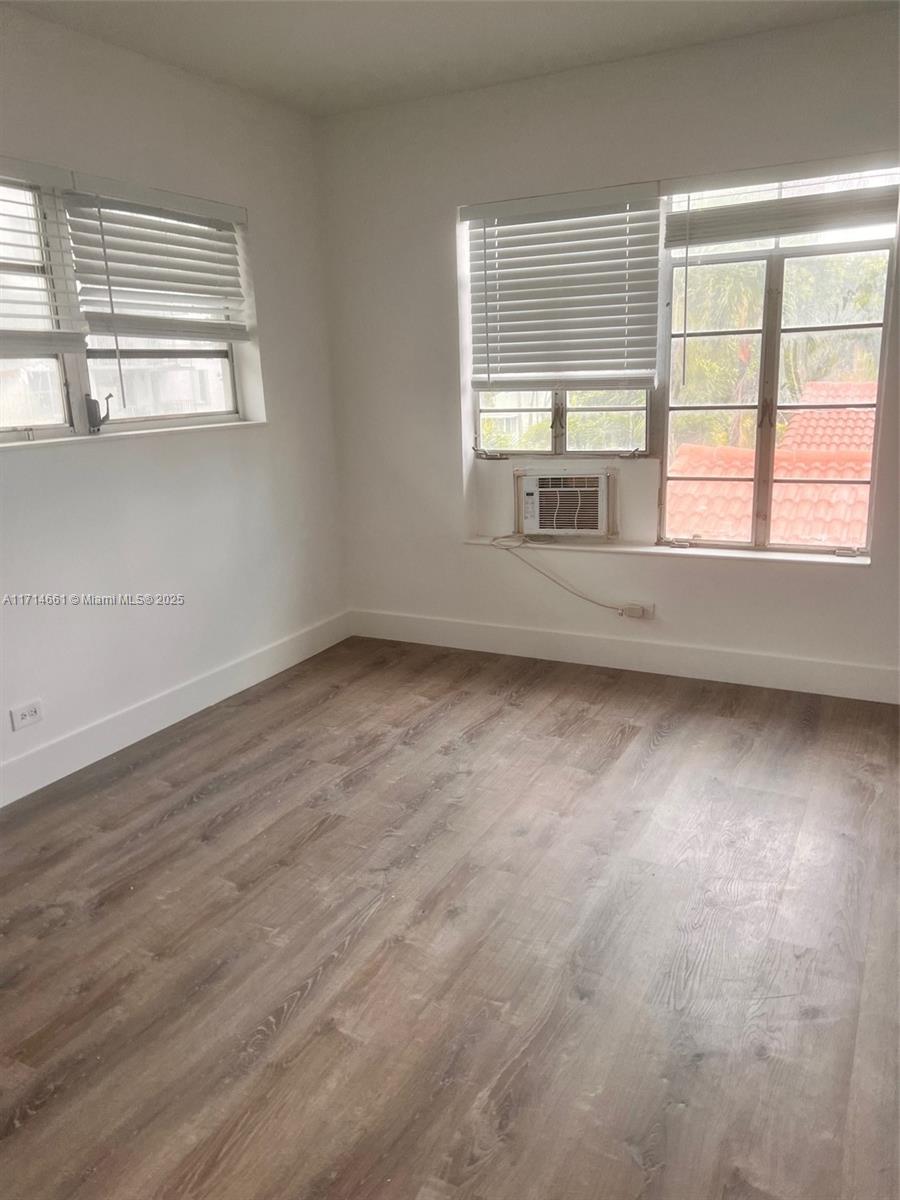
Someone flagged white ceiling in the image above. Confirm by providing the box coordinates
[16,0,892,116]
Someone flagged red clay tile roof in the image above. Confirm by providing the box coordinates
[779,408,874,458]
[795,380,876,406]
[769,482,870,547]
[667,384,875,546]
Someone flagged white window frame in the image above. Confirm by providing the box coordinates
[658,235,896,555]
[474,383,657,458]
[464,183,662,458]
[0,162,254,444]
[0,186,80,441]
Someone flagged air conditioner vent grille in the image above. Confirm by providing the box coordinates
[538,486,600,531]
[519,471,613,537]
[538,476,598,489]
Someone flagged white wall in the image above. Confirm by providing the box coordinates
[319,12,900,703]
[0,8,347,802]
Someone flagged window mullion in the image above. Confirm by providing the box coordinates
[40,189,91,435]
[62,351,91,436]
[554,388,565,454]
[651,241,673,465]
[752,254,784,548]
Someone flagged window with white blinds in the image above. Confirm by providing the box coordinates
[660,166,899,553]
[63,194,249,342]
[465,188,661,387]
[1,157,258,439]
[0,183,85,357]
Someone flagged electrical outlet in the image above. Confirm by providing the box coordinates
[622,603,655,619]
[10,699,42,731]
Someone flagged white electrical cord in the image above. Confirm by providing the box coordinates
[489,534,630,615]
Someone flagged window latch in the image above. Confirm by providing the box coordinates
[86,392,112,434]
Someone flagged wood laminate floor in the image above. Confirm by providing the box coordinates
[0,638,897,1200]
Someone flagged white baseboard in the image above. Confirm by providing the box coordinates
[3,605,895,809]
[351,608,899,705]
[0,610,352,808]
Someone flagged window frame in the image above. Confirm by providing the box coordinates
[0,171,250,443]
[658,235,896,555]
[0,354,77,442]
[474,382,654,457]
[0,186,77,439]
[83,342,239,429]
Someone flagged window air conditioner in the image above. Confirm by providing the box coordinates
[516,470,617,538]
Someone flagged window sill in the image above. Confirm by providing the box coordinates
[475,450,658,461]
[465,536,871,566]
[0,417,266,448]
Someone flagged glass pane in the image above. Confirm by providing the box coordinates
[670,183,777,211]
[87,356,234,420]
[782,250,890,328]
[0,358,67,428]
[672,240,774,258]
[665,480,753,543]
[566,410,645,452]
[567,388,646,409]
[0,184,43,264]
[773,407,874,481]
[670,334,761,406]
[770,482,870,548]
[479,410,551,451]
[780,224,897,249]
[778,328,882,406]
[0,270,51,328]
[780,169,900,198]
[477,390,552,410]
[668,409,757,478]
[672,260,765,332]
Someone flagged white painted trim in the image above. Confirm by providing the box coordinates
[460,181,659,222]
[350,609,899,705]
[0,156,247,225]
[0,610,352,808]
[4,605,894,810]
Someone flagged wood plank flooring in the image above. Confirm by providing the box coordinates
[0,637,896,1200]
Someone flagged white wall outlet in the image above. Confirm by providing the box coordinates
[10,699,43,731]
[622,603,656,620]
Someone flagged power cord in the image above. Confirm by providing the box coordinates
[489,535,639,616]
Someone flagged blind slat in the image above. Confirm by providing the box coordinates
[85,312,248,342]
[470,271,659,297]
[0,329,86,356]
[70,243,241,273]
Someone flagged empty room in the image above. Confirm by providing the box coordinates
[0,1,898,1197]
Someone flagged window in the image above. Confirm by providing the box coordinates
[0,182,79,431]
[464,186,660,454]
[661,169,897,552]
[0,161,253,441]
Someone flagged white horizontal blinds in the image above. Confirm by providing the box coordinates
[0,183,85,357]
[468,194,661,386]
[665,183,900,249]
[64,193,249,341]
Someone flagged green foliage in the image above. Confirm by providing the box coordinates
[566,410,645,451]
[673,260,765,332]
[479,413,551,451]
[779,251,887,404]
